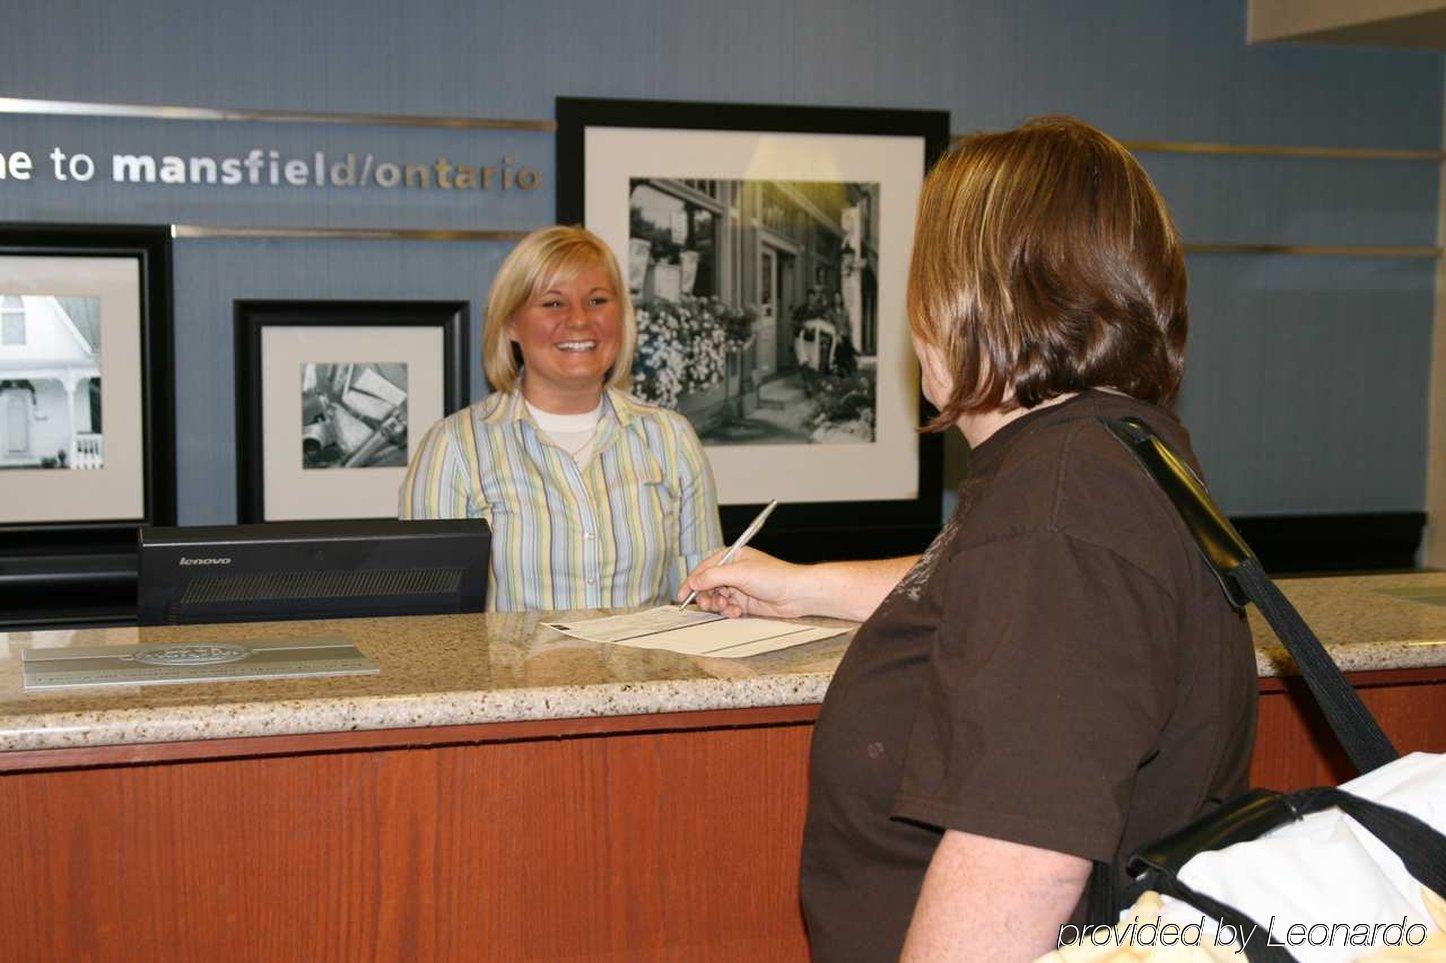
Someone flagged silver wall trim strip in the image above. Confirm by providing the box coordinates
[1122,139,1443,161]
[0,96,556,132]
[0,101,1428,157]
[170,225,534,242]
[951,133,1442,161]
[1184,242,1440,258]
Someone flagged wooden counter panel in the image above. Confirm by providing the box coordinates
[1252,670,1446,790]
[0,668,1441,961]
[0,721,815,963]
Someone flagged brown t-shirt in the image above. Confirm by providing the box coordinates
[799,391,1257,961]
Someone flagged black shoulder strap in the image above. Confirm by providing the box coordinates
[1290,787,1446,895]
[1099,417,1253,610]
[1099,416,1397,774]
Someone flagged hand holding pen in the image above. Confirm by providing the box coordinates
[678,501,825,620]
[678,500,779,610]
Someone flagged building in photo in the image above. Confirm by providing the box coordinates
[0,295,102,469]
[629,178,879,445]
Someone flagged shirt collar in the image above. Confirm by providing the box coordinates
[605,389,642,428]
[484,385,638,429]
[481,386,526,426]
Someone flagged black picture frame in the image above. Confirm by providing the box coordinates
[235,300,469,523]
[0,224,174,628]
[556,97,951,559]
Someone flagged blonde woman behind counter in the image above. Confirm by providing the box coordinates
[400,226,723,610]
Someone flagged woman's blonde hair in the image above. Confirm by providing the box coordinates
[908,116,1187,429]
[482,225,636,393]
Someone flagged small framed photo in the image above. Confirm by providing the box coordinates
[0,224,174,540]
[235,301,468,522]
[557,97,950,556]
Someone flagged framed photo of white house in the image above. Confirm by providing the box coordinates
[556,98,950,558]
[235,301,468,523]
[0,225,175,537]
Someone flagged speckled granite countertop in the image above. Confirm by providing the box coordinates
[3,572,1446,753]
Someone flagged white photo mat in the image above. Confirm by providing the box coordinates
[260,326,444,521]
[585,126,923,506]
[0,255,145,523]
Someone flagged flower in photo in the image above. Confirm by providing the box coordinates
[630,295,734,409]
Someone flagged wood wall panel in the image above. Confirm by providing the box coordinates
[0,723,815,962]
[1252,673,1446,790]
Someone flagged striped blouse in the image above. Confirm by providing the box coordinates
[398,388,723,611]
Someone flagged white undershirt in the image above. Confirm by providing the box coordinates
[525,398,604,465]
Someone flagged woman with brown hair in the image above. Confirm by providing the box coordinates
[680,117,1257,961]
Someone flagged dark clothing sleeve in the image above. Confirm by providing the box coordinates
[891,530,1183,862]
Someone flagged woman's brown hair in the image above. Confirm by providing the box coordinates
[907,116,1187,429]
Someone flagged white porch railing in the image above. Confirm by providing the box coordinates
[71,433,102,469]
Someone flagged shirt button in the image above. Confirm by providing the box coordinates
[583,531,595,540]
[586,577,596,585]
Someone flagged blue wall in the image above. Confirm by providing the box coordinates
[0,0,1439,522]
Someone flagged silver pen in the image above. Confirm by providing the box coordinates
[678,499,780,609]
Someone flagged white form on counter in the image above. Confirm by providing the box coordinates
[544,606,845,659]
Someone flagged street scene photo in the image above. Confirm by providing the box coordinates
[0,294,103,470]
[300,362,408,469]
[627,177,879,446]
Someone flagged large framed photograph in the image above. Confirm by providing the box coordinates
[235,301,468,522]
[557,98,950,557]
[0,225,174,540]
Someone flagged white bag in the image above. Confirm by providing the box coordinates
[1046,756,1446,962]
[1146,753,1446,962]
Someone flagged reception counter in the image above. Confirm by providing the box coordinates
[3,573,1446,961]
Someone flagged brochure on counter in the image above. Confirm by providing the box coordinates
[544,606,844,659]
